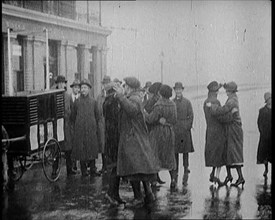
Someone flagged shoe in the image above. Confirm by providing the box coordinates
[105,193,119,206]
[263,170,268,177]
[209,173,215,182]
[67,170,77,176]
[223,175,233,186]
[213,177,223,187]
[231,178,245,188]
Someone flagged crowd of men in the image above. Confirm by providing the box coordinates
[2,74,271,208]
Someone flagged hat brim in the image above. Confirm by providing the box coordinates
[80,83,92,88]
[70,84,80,88]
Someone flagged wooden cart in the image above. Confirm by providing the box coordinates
[2,89,65,182]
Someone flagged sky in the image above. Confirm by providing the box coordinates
[101,0,271,88]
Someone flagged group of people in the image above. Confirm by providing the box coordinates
[203,81,272,189]
[51,75,271,206]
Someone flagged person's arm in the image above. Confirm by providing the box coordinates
[145,105,161,124]
[257,109,264,134]
[184,100,193,130]
[209,100,234,116]
[116,94,140,117]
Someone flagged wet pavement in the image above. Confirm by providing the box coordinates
[2,86,272,220]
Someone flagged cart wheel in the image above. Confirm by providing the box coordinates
[42,138,62,182]
[10,156,24,182]
[23,155,35,170]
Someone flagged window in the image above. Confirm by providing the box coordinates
[2,36,5,94]
[48,40,59,88]
[12,35,24,92]
[59,1,75,19]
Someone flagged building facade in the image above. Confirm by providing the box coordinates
[2,0,111,97]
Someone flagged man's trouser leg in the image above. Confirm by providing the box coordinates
[130,180,143,199]
[64,150,73,174]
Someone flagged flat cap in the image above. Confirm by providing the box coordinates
[124,76,141,89]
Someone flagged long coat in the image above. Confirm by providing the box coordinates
[203,94,228,167]
[71,94,99,161]
[96,91,106,153]
[62,92,73,152]
[173,96,194,153]
[210,93,244,165]
[116,91,160,178]
[257,105,271,163]
[103,92,121,168]
[144,94,160,132]
[145,97,177,170]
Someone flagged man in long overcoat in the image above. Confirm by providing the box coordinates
[54,75,76,176]
[173,82,194,184]
[113,76,160,205]
[71,79,101,177]
[69,79,80,171]
[257,92,272,178]
[96,75,111,174]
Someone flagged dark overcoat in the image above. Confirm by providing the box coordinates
[210,93,244,165]
[62,92,73,151]
[173,96,194,153]
[144,94,160,132]
[103,92,121,168]
[203,94,227,167]
[96,91,106,153]
[257,105,271,163]
[116,91,160,178]
[71,94,99,161]
[145,97,177,170]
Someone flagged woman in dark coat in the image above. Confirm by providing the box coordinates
[145,84,177,188]
[173,82,194,184]
[207,81,245,188]
[203,81,234,186]
[71,79,100,177]
[113,76,160,205]
[143,82,165,185]
[257,92,271,177]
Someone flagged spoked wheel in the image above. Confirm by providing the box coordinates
[42,138,62,182]
[10,156,24,182]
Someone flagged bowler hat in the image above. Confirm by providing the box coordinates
[102,75,111,84]
[148,82,162,95]
[173,82,184,90]
[80,78,92,88]
[159,84,173,99]
[264,92,271,103]
[124,77,141,89]
[207,81,223,92]
[223,81,238,92]
[55,75,67,83]
[70,79,81,88]
[144,81,152,89]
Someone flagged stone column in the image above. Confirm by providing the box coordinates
[66,41,78,85]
